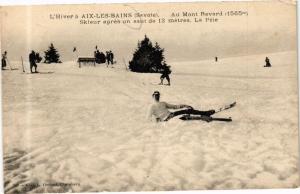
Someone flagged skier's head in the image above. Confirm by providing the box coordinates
[152,91,160,101]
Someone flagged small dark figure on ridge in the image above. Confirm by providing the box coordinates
[1,51,7,70]
[264,57,271,67]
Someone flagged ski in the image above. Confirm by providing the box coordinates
[215,101,236,114]
[210,117,232,122]
[180,115,232,122]
[179,102,236,122]
[21,56,25,73]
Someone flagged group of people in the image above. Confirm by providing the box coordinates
[149,56,274,122]
[94,50,106,64]
[214,56,272,67]
[93,49,114,67]
[1,50,41,73]
[2,49,242,123]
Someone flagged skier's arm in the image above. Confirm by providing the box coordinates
[165,103,192,109]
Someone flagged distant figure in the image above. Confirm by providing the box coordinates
[106,51,110,67]
[148,91,215,122]
[29,50,38,73]
[215,57,218,62]
[159,63,171,86]
[1,51,7,70]
[106,51,114,67]
[95,50,101,63]
[99,52,106,63]
[109,50,114,65]
[264,57,271,67]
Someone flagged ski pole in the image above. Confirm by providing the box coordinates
[21,56,25,73]
[215,102,236,113]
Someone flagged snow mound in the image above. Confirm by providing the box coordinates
[2,51,298,192]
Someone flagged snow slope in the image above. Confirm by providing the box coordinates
[2,51,299,193]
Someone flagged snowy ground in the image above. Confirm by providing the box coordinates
[2,51,299,193]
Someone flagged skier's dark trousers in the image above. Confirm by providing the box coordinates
[164,109,214,121]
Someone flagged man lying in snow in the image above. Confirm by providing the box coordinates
[148,91,215,122]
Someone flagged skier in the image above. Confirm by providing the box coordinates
[264,57,271,67]
[1,51,7,70]
[109,50,114,65]
[95,50,101,64]
[215,56,218,62]
[159,63,171,86]
[148,91,215,122]
[29,50,38,73]
[99,52,106,63]
[106,51,110,67]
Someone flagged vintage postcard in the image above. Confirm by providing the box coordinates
[1,1,298,193]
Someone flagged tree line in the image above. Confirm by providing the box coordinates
[27,35,171,74]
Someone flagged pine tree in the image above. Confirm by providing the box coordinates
[44,43,61,63]
[35,52,42,63]
[129,35,170,73]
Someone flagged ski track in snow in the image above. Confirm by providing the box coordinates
[2,51,299,193]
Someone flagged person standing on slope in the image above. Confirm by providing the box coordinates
[148,91,215,122]
[1,51,7,70]
[106,51,110,67]
[109,50,114,65]
[159,63,171,86]
[264,57,271,67]
[29,50,38,73]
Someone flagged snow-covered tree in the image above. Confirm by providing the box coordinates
[44,43,61,63]
[129,35,170,73]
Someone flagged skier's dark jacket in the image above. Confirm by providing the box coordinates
[29,53,36,63]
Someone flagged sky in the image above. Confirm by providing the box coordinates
[0,1,297,62]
